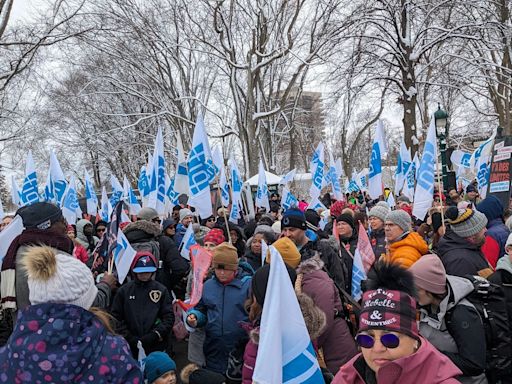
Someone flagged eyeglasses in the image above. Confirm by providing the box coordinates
[355,333,400,349]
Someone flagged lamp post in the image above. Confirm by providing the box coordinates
[434,104,449,193]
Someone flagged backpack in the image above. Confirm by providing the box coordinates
[131,240,161,265]
[447,275,512,383]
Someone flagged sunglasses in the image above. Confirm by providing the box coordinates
[152,218,162,224]
[356,333,400,349]
[97,228,106,233]
[207,218,216,222]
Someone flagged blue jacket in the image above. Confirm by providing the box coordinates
[0,303,142,383]
[188,268,251,374]
[174,223,187,246]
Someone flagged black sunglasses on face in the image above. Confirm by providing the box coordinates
[97,228,106,233]
[152,218,161,224]
[207,218,216,222]
[356,333,400,349]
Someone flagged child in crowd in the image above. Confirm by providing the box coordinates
[144,351,177,384]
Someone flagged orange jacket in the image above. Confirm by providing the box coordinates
[385,232,428,268]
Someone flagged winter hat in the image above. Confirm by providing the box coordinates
[266,237,301,269]
[271,221,281,234]
[281,207,307,230]
[396,195,411,204]
[369,205,390,223]
[212,242,239,271]
[144,352,176,383]
[359,262,419,340]
[477,195,504,222]
[336,213,355,230]
[385,210,412,232]
[409,254,447,295]
[132,251,158,273]
[138,207,159,221]
[22,245,98,310]
[330,200,346,218]
[179,208,194,222]
[254,225,275,238]
[17,202,63,230]
[204,228,225,246]
[466,184,478,194]
[305,209,321,230]
[252,262,297,306]
[506,233,512,250]
[445,206,488,238]
[162,218,176,231]
[181,364,226,384]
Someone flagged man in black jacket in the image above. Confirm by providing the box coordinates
[111,251,174,357]
[438,207,490,277]
[124,207,189,296]
[281,208,346,291]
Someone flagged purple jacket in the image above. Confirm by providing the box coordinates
[333,336,462,384]
[0,303,142,383]
[297,256,358,374]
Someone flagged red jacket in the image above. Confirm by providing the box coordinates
[73,243,89,264]
[333,336,462,384]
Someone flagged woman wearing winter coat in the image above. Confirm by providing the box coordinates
[75,219,99,257]
[333,262,462,384]
[0,245,142,383]
[242,260,327,383]
[410,254,487,383]
[336,213,359,293]
[242,225,275,272]
[266,237,358,375]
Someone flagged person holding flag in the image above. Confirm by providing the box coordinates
[185,242,252,375]
[124,207,189,298]
[111,250,174,357]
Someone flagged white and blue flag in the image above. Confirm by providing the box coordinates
[167,176,180,206]
[219,166,230,207]
[0,216,24,264]
[229,158,243,224]
[123,176,141,216]
[174,133,190,196]
[470,130,496,171]
[84,169,98,216]
[100,186,113,222]
[114,229,137,284]
[0,197,4,221]
[256,160,270,212]
[252,246,324,384]
[412,118,437,220]
[328,151,343,200]
[402,160,416,202]
[309,143,324,200]
[187,115,213,219]
[180,223,196,261]
[211,145,224,177]
[279,169,296,186]
[280,187,298,210]
[62,176,82,225]
[11,175,21,207]
[110,175,124,208]
[395,140,411,193]
[44,150,68,206]
[368,121,385,199]
[20,151,40,206]
[147,127,166,215]
[138,166,150,200]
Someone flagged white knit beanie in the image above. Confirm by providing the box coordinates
[22,246,98,310]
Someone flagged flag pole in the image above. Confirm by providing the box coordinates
[435,150,446,228]
[216,170,232,244]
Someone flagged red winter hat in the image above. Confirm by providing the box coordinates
[204,228,225,246]
[330,200,346,218]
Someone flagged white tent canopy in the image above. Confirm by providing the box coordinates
[245,171,282,186]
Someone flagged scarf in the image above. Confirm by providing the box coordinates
[1,228,74,312]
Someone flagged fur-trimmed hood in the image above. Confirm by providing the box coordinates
[296,254,325,275]
[122,220,161,237]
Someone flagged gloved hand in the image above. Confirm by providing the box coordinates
[140,331,159,349]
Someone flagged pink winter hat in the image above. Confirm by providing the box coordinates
[409,254,447,295]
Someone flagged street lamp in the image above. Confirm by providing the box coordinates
[434,103,449,193]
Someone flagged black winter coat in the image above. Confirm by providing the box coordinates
[437,229,489,277]
[111,278,174,356]
[488,266,512,354]
[123,220,190,293]
[369,228,386,261]
[299,238,347,295]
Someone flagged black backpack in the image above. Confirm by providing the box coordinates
[448,275,512,383]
